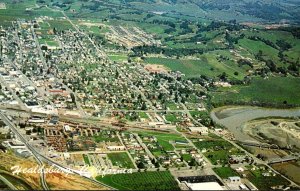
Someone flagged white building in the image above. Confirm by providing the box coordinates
[185,182,224,190]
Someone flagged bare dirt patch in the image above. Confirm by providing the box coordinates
[144,64,170,73]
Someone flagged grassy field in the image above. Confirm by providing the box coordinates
[93,133,119,143]
[181,153,193,163]
[139,131,186,151]
[108,53,128,62]
[107,152,135,169]
[193,135,244,165]
[246,168,290,190]
[82,154,91,166]
[0,1,63,23]
[139,112,149,119]
[96,171,180,190]
[145,55,246,80]
[47,20,74,31]
[213,167,239,179]
[145,57,216,78]
[211,77,300,107]
[165,114,181,123]
[194,139,233,150]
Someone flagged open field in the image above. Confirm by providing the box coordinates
[107,152,135,169]
[213,167,239,179]
[0,1,63,23]
[145,55,247,80]
[245,167,290,190]
[108,53,128,62]
[138,131,187,151]
[96,171,179,190]
[193,135,244,165]
[47,20,74,31]
[211,77,300,107]
[271,161,300,185]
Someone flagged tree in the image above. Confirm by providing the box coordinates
[188,158,196,166]
[141,102,147,110]
[137,162,145,169]
[70,93,76,103]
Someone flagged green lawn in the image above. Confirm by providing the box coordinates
[181,154,192,162]
[93,133,119,143]
[96,171,180,190]
[139,112,149,119]
[213,167,239,179]
[107,152,135,169]
[82,154,90,166]
[165,114,181,123]
[109,53,128,62]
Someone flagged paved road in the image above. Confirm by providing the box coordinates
[0,174,18,190]
[0,112,49,190]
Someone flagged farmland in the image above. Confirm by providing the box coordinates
[271,161,300,185]
[96,171,179,190]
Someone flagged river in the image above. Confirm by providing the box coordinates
[210,106,300,142]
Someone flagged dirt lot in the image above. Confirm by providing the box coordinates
[144,64,170,74]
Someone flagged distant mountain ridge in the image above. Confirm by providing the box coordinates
[122,0,300,23]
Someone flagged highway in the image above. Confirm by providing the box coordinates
[0,174,18,190]
[0,111,115,190]
[0,111,49,190]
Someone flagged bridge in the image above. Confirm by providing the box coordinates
[268,156,298,164]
